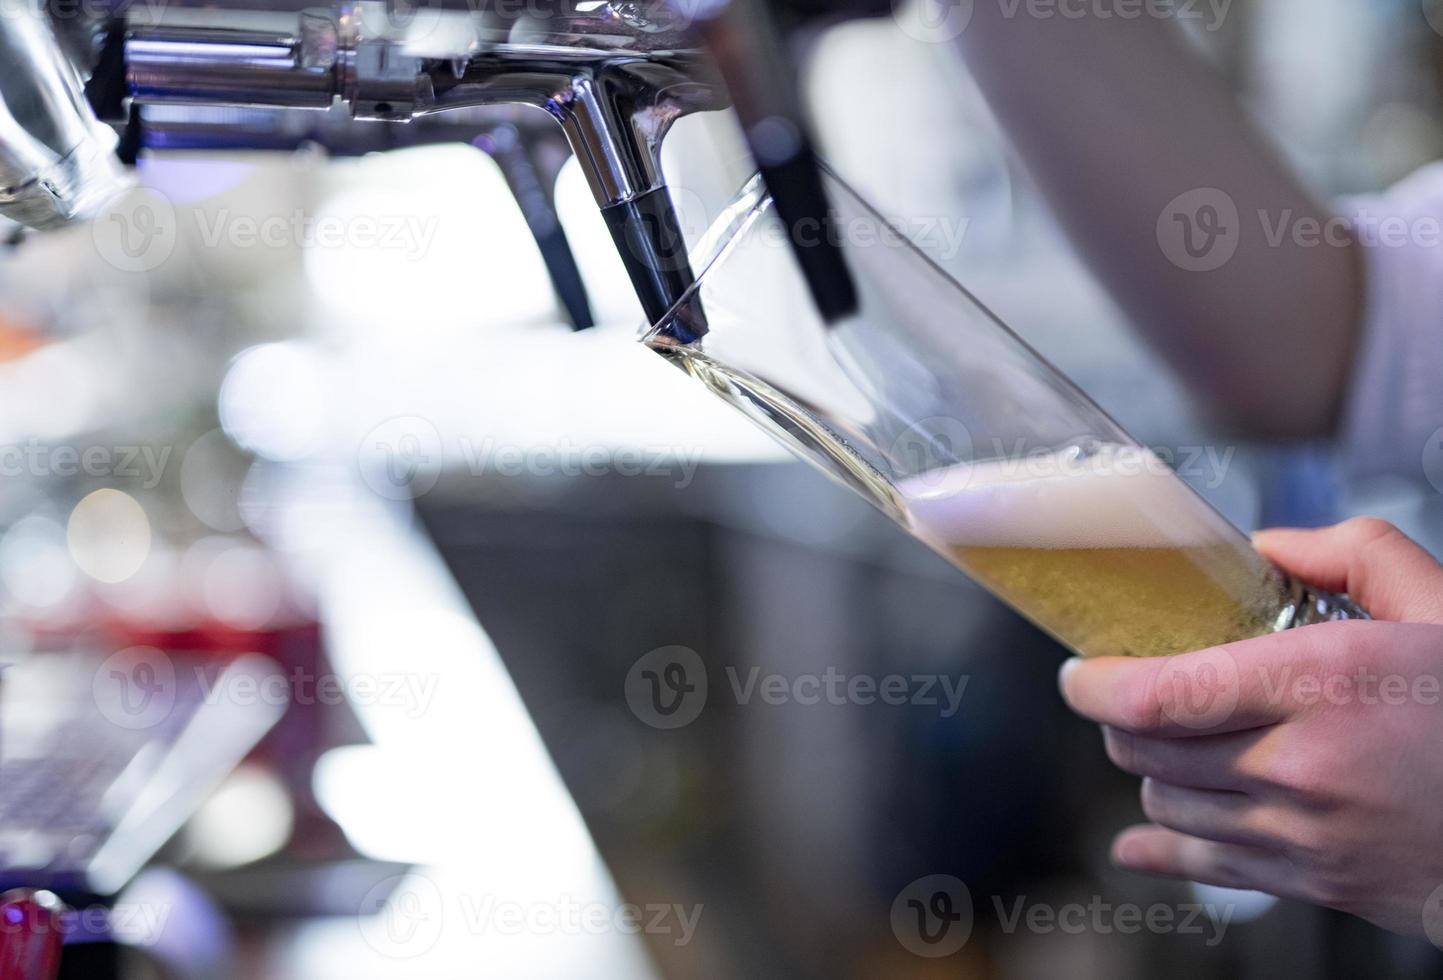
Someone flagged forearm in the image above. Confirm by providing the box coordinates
[954,10,1360,439]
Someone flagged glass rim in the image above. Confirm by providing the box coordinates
[637,171,770,346]
[636,162,1144,463]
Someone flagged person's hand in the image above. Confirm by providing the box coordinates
[1058,518,1443,940]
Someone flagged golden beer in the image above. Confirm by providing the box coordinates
[650,341,1304,659]
[902,447,1291,659]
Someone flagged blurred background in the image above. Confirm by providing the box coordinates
[2,0,1443,977]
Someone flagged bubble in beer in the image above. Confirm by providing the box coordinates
[900,445,1289,658]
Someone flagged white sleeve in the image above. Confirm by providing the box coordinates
[1338,162,1443,483]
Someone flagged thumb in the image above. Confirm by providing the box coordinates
[1253,518,1443,624]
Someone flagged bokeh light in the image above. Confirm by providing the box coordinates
[66,489,152,584]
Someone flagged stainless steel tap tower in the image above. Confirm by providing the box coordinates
[1,0,883,331]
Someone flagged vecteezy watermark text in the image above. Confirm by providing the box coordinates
[894,0,1233,44]
[1159,188,1443,272]
[93,189,440,272]
[355,416,708,501]
[756,210,971,262]
[463,895,702,945]
[94,647,440,730]
[895,429,1241,493]
[357,874,703,960]
[978,438,1237,490]
[0,440,171,488]
[992,894,1234,946]
[196,664,441,718]
[990,0,1231,30]
[890,875,1236,958]
[726,666,968,717]
[1143,648,1443,733]
[193,209,438,257]
[1255,665,1441,709]
[457,437,704,490]
[8,0,168,24]
[0,900,173,947]
[624,646,970,729]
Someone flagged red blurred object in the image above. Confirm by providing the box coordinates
[0,889,66,980]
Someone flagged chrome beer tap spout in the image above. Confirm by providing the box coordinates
[0,2,129,229]
[118,0,723,335]
[2,0,891,331]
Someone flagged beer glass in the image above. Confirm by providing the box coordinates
[642,168,1366,659]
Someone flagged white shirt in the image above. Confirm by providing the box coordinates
[1341,163,1443,485]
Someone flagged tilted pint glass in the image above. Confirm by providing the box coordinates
[643,168,1365,659]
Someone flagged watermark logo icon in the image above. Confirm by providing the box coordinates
[93,646,177,730]
[1157,188,1240,273]
[1156,648,1241,731]
[1422,426,1443,495]
[890,416,974,491]
[625,645,708,730]
[358,874,445,959]
[891,874,973,957]
[1423,883,1443,949]
[1425,0,1443,38]
[894,0,975,42]
[92,187,178,273]
[358,416,444,501]
[356,0,444,45]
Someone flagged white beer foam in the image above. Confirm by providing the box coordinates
[900,444,1230,550]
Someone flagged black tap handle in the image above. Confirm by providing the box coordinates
[601,187,705,341]
[686,0,859,323]
[753,139,858,324]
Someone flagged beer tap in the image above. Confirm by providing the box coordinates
[115,0,726,338]
[0,0,899,334]
[0,2,128,229]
